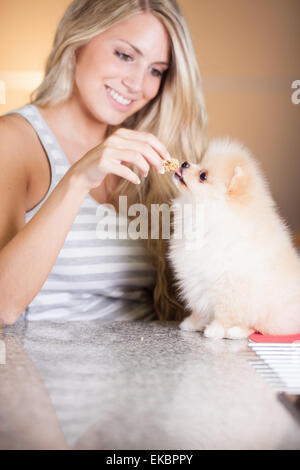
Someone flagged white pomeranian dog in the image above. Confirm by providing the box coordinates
[168,138,300,339]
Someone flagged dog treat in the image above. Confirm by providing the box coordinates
[163,157,180,172]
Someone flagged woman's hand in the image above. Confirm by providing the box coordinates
[68,128,170,192]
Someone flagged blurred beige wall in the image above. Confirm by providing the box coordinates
[0,0,299,232]
[178,0,300,235]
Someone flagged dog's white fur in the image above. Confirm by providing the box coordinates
[168,138,300,339]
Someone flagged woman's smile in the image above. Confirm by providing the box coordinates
[73,13,170,126]
[105,85,135,112]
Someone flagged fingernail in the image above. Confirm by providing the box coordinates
[136,178,141,184]
[166,153,171,161]
[159,167,165,175]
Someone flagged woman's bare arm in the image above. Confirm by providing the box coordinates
[0,175,88,325]
[0,121,169,325]
[0,121,88,325]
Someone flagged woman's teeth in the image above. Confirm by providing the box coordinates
[107,86,132,105]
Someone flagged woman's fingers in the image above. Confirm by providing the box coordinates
[103,148,150,176]
[70,128,170,193]
[102,159,141,185]
[113,128,171,162]
[109,138,163,173]
[116,151,150,176]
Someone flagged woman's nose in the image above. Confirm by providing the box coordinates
[122,68,144,94]
[122,77,143,93]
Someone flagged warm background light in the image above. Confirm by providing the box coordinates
[0,0,299,234]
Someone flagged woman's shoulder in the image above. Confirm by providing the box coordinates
[0,112,38,163]
[0,112,29,143]
[0,113,33,177]
[0,112,51,212]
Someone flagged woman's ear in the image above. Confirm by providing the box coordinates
[227,165,250,202]
[75,45,84,62]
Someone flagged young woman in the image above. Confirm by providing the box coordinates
[0,0,207,325]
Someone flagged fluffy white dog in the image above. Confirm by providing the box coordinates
[168,138,300,339]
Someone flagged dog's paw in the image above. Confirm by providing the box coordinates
[204,322,225,339]
[225,326,254,339]
[179,317,199,331]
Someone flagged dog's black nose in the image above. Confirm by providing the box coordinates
[181,161,190,169]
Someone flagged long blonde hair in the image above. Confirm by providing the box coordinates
[31,0,208,321]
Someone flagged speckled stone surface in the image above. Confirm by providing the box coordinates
[0,319,299,450]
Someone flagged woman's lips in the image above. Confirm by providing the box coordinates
[105,85,135,112]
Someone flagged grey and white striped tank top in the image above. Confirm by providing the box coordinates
[3,104,156,322]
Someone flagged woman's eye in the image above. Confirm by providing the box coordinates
[114,50,132,61]
[199,171,208,182]
[150,68,163,78]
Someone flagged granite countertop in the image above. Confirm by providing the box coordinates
[0,319,299,450]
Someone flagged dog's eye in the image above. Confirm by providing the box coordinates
[199,171,208,182]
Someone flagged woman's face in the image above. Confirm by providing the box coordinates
[74,13,170,125]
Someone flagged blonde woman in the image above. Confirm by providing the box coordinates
[0,0,207,325]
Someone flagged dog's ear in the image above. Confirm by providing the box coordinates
[227,165,250,202]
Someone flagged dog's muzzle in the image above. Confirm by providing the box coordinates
[174,161,190,185]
